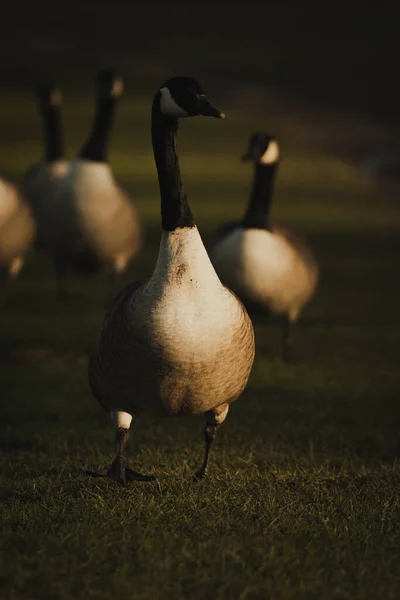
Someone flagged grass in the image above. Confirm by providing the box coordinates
[1,77,400,600]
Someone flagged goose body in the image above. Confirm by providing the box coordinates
[23,159,69,213]
[360,152,400,199]
[210,134,318,360]
[212,225,317,322]
[91,227,253,418]
[89,77,255,484]
[0,177,35,283]
[34,71,142,296]
[42,160,141,275]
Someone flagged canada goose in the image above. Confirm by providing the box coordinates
[37,70,142,300]
[210,133,318,361]
[21,84,69,226]
[359,152,400,199]
[89,77,255,485]
[0,176,35,290]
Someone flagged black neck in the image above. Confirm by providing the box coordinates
[151,101,194,231]
[79,97,117,162]
[242,163,278,230]
[42,107,63,162]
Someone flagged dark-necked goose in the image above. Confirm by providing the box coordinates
[0,176,35,289]
[360,151,400,199]
[21,84,70,248]
[89,77,255,484]
[210,133,318,361]
[37,70,142,299]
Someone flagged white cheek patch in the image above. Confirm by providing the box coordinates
[111,77,124,98]
[159,87,188,118]
[260,140,280,165]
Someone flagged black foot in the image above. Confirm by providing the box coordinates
[85,469,109,479]
[193,467,208,482]
[107,456,128,485]
[85,469,104,475]
[85,462,155,486]
[282,345,295,363]
[125,466,156,482]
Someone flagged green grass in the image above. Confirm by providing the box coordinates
[1,81,400,600]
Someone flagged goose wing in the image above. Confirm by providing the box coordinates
[88,280,146,411]
[274,225,319,275]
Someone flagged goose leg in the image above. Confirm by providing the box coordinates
[106,269,119,308]
[0,266,10,303]
[9,256,24,278]
[107,255,128,307]
[282,315,295,363]
[0,258,24,304]
[54,257,69,302]
[93,270,114,309]
[107,410,155,485]
[194,403,229,480]
[107,425,131,485]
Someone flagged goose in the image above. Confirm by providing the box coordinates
[36,70,142,299]
[210,133,318,361]
[359,151,400,199]
[21,83,70,228]
[89,76,255,485]
[0,176,35,290]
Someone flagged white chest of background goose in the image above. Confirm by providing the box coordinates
[35,70,142,299]
[21,84,70,228]
[210,133,319,361]
[89,77,255,485]
[0,176,35,289]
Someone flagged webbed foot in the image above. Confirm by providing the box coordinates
[125,466,156,482]
[107,455,128,485]
[193,466,208,481]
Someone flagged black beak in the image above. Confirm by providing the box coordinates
[195,95,225,119]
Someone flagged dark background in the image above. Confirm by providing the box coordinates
[1,4,400,600]
[1,0,399,127]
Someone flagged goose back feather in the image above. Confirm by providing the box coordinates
[0,177,35,275]
[41,160,141,274]
[212,225,318,321]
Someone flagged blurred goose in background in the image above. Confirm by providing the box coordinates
[36,69,142,300]
[210,133,318,361]
[359,151,400,199]
[0,176,35,291]
[89,76,255,485]
[21,83,69,228]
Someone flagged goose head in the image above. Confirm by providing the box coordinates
[242,133,280,165]
[37,84,62,113]
[96,69,124,100]
[154,76,225,120]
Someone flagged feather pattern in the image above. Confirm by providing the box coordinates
[40,161,141,273]
[0,177,35,274]
[90,227,254,417]
[88,77,254,482]
[211,225,318,321]
[210,133,318,325]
